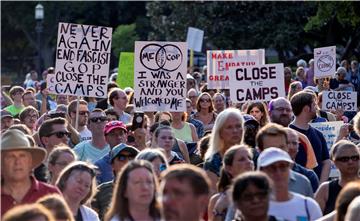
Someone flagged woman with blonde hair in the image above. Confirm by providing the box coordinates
[204,108,244,192]
[105,160,160,221]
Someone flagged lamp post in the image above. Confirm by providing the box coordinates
[35,4,44,74]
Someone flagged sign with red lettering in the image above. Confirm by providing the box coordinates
[207,49,265,89]
[321,91,357,111]
[51,22,112,97]
[314,46,336,78]
[134,41,187,112]
[229,63,285,103]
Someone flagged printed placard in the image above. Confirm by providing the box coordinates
[51,22,112,97]
[186,27,204,52]
[117,52,134,89]
[134,41,187,112]
[207,49,265,89]
[321,91,357,112]
[229,63,285,103]
[314,46,336,78]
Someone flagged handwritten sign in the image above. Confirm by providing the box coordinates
[117,52,134,89]
[322,91,357,111]
[186,27,204,52]
[310,121,344,151]
[314,46,336,78]
[134,41,187,112]
[207,49,265,89]
[229,63,285,103]
[51,22,112,97]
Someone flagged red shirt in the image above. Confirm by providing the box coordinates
[1,176,61,216]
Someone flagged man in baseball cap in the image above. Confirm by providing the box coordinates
[95,120,129,184]
[258,147,322,220]
[1,110,14,132]
[1,129,60,215]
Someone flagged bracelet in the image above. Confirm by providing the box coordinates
[213,209,226,217]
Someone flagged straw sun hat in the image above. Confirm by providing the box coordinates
[1,129,46,169]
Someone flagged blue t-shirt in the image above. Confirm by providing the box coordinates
[289,124,330,179]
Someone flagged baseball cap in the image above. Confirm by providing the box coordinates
[1,110,13,119]
[104,120,127,135]
[257,147,293,169]
[243,114,259,126]
[110,143,139,162]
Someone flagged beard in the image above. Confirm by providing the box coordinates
[270,114,292,127]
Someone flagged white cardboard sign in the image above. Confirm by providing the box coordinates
[322,91,357,112]
[186,27,204,52]
[314,46,336,78]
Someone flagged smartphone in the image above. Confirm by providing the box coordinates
[132,112,144,131]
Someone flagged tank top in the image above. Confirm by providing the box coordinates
[324,179,342,215]
[172,122,193,142]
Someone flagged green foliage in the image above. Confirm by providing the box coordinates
[112,24,139,57]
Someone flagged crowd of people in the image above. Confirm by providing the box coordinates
[1,58,360,221]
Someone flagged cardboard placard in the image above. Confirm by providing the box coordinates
[321,91,357,112]
[207,49,265,89]
[186,27,204,52]
[229,63,285,103]
[134,41,187,112]
[117,52,134,89]
[310,121,344,151]
[314,46,336,78]
[51,22,112,98]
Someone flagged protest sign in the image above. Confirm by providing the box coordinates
[310,121,344,178]
[321,91,357,112]
[186,27,204,52]
[207,49,265,89]
[228,63,285,103]
[117,52,134,89]
[134,41,187,112]
[51,22,112,97]
[314,46,336,78]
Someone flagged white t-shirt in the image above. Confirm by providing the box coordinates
[269,192,322,221]
[74,140,110,163]
[79,127,92,142]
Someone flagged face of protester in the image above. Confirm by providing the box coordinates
[220,115,243,149]
[297,69,305,80]
[186,101,193,116]
[106,114,118,122]
[261,161,291,189]
[261,134,288,152]
[125,167,155,207]
[187,79,196,91]
[226,149,254,177]
[1,117,14,131]
[62,170,92,203]
[307,100,318,120]
[23,93,36,107]
[170,112,183,122]
[48,152,75,183]
[333,146,360,176]
[105,128,127,148]
[156,129,175,152]
[213,94,225,111]
[159,113,172,123]
[284,69,292,81]
[56,95,68,105]
[42,124,69,152]
[188,90,198,107]
[88,111,108,134]
[1,150,33,182]
[250,106,263,123]
[287,131,299,160]
[111,150,135,174]
[269,100,293,127]
[12,90,24,103]
[236,183,269,220]
[113,91,128,110]
[161,178,208,221]
[199,94,212,112]
[23,110,38,130]
[77,104,89,127]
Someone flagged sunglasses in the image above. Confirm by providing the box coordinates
[47,131,70,138]
[336,155,360,162]
[200,98,211,103]
[90,117,108,123]
[117,154,135,161]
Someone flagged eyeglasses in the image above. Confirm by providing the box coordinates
[200,98,211,103]
[273,107,292,113]
[117,154,135,161]
[27,114,38,119]
[47,131,70,138]
[335,155,360,162]
[90,117,108,123]
[241,191,269,202]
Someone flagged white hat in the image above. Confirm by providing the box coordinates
[257,147,293,170]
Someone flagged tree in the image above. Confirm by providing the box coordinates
[112,24,139,57]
